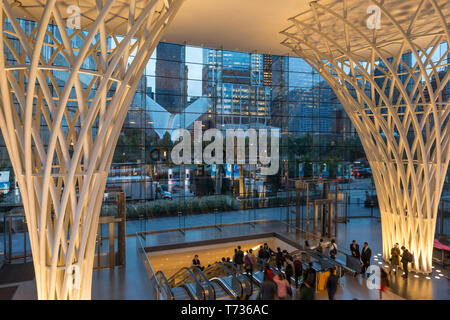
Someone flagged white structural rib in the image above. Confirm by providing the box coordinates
[281,0,449,273]
[0,0,184,299]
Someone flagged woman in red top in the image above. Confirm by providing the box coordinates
[264,265,274,280]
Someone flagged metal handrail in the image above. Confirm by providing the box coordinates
[136,234,167,300]
[155,270,175,300]
[169,267,209,300]
[190,267,216,300]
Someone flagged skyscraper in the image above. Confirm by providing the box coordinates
[155,42,188,114]
[202,49,272,126]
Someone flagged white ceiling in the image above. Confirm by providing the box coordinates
[161,0,312,56]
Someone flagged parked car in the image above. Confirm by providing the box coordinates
[352,167,372,178]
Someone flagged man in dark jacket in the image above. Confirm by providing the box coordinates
[260,272,277,300]
[401,246,412,279]
[235,246,244,271]
[326,267,339,300]
[361,242,372,278]
[350,240,360,259]
[293,257,303,288]
[275,247,284,271]
[303,262,316,288]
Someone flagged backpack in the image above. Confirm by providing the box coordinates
[407,252,413,263]
[330,244,337,256]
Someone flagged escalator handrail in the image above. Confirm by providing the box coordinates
[218,262,247,298]
[155,271,175,300]
[210,277,239,299]
[169,267,208,300]
[180,283,197,300]
[191,267,216,300]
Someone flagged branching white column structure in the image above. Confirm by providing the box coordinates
[281,0,449,273]
[0,0,183,299]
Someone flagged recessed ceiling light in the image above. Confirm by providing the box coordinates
[438,273,443,276]
[436,270,441,273]
[425,277,431,280]
[435,276,440,279]
[414,275,419,278]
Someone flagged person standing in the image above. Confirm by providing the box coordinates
[257,245,265,265]
[275,247,284,271]
[235,246,244,272]
[401,246,413,279]
[303,262,316,289]
[259,272,277,300]
[245,249,257,277]
[350,240,360,259]
[361,242,372,277]
[293,256,303,289]
[264,264,274,281]
[273,273,292,300]
[317,239,325,254]
[262,243,272,269]
[326,267,339,300]
[389,243,401,275]
[285,259,294,285]
[330,239,338,260]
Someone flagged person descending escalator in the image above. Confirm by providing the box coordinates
[259,271,277,300]
[293,257,303,289]
[285,256,294,285]
[257,246,265,265]
[274,273,292,300]
[275,247,284,271]
[303,263,316,289]
[245,249,257,277]
[299,263,316,300]
[264,264,274,281]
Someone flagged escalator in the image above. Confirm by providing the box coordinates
[158,262,249,300]
[166,267,214,300]
[195,262,246,300]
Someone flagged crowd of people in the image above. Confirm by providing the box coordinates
[189,239,415,300]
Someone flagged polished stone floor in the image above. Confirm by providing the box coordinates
[4,216,450,300]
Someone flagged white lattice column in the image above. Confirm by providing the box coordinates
[0,0,184,299]
[282,0,449,273]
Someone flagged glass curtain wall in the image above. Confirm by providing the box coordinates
[0,20,449,248]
